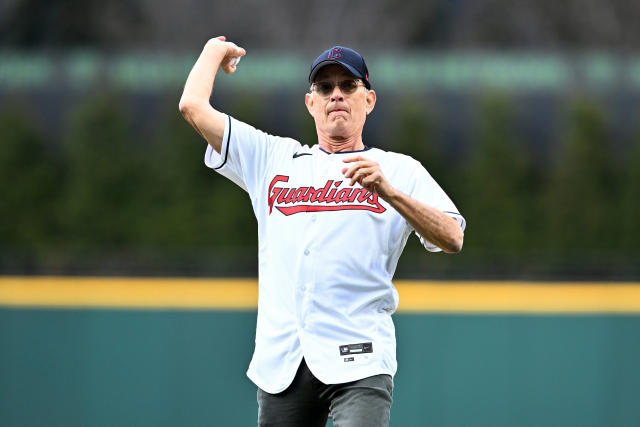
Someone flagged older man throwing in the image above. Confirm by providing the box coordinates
[179,36,465,427]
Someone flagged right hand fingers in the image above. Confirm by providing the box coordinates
[210,36,245,57]
[225,42,246,60]
[215,38,246,74]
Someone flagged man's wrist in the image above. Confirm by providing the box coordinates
[205,37,224,48]
[204,38,229,58]
[380,185,401,204]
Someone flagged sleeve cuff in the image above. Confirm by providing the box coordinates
[204,115,231,170]
[418,211,466,253]
[444,211,466,232]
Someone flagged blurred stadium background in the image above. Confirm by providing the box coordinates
[1,1,639,426]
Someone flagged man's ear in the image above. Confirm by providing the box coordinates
[305,92,314,116]
[365,90,376,115]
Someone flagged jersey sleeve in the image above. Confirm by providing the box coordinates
[204,115,300,198]
[406,159,466,252]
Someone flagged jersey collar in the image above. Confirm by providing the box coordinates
[318,146,372,155]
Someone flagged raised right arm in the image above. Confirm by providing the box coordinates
[178,36,246,154]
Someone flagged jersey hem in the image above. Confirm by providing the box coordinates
[247,354,304,394]
[306,366,396,386]
[247,364,396,394]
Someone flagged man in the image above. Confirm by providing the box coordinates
[179,36,465,427]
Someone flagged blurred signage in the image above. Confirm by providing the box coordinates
[0,51,638,92]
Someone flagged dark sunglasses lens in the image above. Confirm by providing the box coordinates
[339,80,359,94]
[316,82,333,96]
[314,80,360,96]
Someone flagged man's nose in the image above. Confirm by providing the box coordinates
[330,85,344,102]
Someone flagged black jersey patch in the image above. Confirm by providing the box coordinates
[339,342,373,356]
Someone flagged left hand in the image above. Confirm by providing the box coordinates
[341,155,395,199]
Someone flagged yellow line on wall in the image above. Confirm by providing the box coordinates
[1,277,640,313]
[0,277,258,310]
[397,281,640,313]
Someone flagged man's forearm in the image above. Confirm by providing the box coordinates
[180,39,227,107]
[179,38,245,152]
[384,189,463,253]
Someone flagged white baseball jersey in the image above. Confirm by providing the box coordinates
[205,115,465,394]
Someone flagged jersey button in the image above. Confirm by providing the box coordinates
[304,249,310,256]
[311,215,317,222]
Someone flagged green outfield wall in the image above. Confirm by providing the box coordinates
[1,279,639,426]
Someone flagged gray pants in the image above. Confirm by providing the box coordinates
[257,359,393,427]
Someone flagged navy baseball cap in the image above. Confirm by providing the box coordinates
[308,46,371,89]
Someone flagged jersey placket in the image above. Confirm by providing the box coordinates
[295,150,322,334]
[298,152,342,335]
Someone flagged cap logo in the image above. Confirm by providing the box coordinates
[328,47,343,59]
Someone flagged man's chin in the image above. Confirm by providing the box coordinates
[326,123,350,136]
[327,116,350,129]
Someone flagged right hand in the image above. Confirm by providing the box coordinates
[209,36,246,74]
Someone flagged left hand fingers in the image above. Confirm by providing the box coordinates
[341,159,378,177]
[348,166,378,186]
[342,161,368,178]
[342,155,367,164]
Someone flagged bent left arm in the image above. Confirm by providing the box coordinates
[383,190,463,253]
[342,156,463,254]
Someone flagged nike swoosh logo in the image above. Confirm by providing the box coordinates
[293,152,312,158]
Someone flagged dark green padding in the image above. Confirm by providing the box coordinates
[1,309,638,427]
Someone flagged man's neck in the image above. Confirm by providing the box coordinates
[317,134,365,153]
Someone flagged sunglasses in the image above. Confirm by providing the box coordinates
[311,79,364,97]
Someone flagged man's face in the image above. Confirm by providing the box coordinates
[305,64,376,140]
